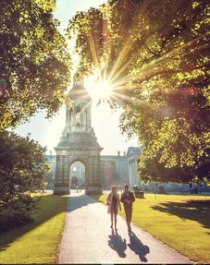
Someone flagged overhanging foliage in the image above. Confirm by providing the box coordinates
[66,0,210,182]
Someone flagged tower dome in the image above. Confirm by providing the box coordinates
[68,80,91,102]
[64,79,92,132]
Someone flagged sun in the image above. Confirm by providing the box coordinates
[95,80,113,98]
[85,76,113,104]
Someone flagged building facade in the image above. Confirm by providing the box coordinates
[45,146,142,191]
[45,147,210,193]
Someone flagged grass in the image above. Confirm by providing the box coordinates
[93,193,210,264]
[0,193,68,264]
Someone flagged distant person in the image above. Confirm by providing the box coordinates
[107,186,121,230]
[199,184,202,194]
[121,185,135,231]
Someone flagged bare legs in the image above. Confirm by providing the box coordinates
[111,213,113,228]
[114,214,117,229]
[110,212,117,230]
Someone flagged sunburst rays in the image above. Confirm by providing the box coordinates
[81,2,206,107]
[85,32,136,105]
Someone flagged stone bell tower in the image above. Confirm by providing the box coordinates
[53,78,103,195]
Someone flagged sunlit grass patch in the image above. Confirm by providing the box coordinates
[0,193,68,264]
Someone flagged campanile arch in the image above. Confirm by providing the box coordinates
[53,79,103,195]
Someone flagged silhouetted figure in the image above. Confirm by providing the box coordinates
[121,185,135,231]
[108,229,127,258]
[128,230,150,262]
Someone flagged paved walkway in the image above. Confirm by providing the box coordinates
[58,191,194,264]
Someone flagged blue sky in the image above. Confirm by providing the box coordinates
[14,0,139,155]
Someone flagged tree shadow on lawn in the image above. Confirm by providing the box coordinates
[0,193,98,252]
[151,200,210,229]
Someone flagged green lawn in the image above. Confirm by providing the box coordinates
[0,193,68,264]
[94,193,210,264]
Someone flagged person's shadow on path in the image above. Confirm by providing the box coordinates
[108,229,127,258]
[128,230,150,262]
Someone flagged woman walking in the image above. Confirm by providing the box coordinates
[107,186,121,230]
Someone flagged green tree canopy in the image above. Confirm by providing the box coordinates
[67,0,210,182]
[0,131,50,231]
[0,0,71,131]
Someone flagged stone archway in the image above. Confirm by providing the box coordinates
[70,160,86,189]
[53,147,102,195]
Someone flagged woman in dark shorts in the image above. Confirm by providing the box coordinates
[107,186,121,230]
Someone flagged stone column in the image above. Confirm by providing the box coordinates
[55,155,62,183]
[134,159,138,184]
[133,160,136,186]
[54,155,70,195]
[85,154,102,195]
[128,161,133,188]
[88,156,93,183]
[63,156,70,187]
[88,106,91,127]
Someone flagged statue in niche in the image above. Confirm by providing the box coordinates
[75,106,81,125]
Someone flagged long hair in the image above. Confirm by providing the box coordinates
[111,186,118,199]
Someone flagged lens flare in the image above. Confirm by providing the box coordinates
[85,76,113,103]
